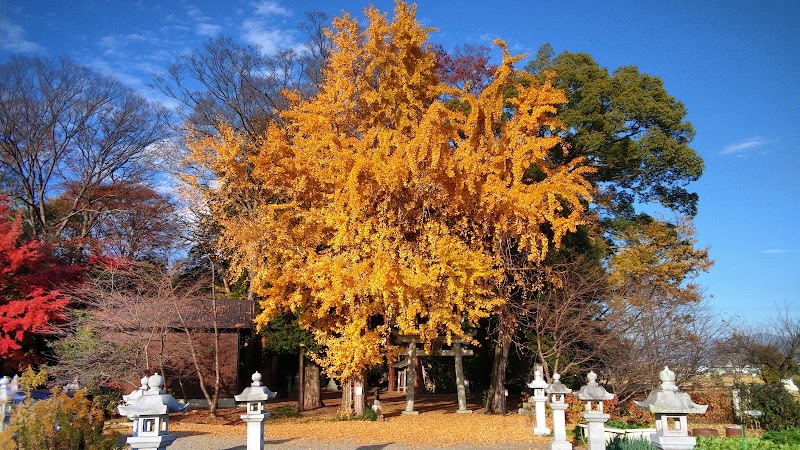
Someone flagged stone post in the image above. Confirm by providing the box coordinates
[527,369,550,435]
[118,373,188,450]
[453,342,472,414]
[235,372,278,450]
[575,371,614,450]
[0,377,12,432]
[636,366,708,450]
[546,373,572,450]
[402,343,419,415]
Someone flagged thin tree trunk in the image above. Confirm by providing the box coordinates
[210,262,221,416]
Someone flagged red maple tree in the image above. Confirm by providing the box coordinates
[0,196,82,366]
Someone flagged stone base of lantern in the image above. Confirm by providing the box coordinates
[126,433,178,450]
[241,413,269,450]
[456,408,473,414]
[582,411,610,450]
[551,440,573,450]
[534,425,551,436]
[650,434,696,450]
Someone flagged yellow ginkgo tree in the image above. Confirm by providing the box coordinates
[186,1,593,413]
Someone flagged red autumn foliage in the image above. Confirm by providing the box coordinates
[432,43,497,93]
[0,196,82,364]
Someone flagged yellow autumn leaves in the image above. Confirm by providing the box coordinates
[186,1,593,381]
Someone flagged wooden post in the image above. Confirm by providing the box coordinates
[297,349,305,412]
[388,363,396,391]
[414,352,422,389]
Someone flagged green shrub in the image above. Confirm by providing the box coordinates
[361,407,378,421]
[735,383,800,431]
[607,436,657,450]
[606,419,651,429]
[761,428,800,446]
[0,388,121,450]
[268,404,300,418]
[695,436,797,450]
[86,384,124,418]
[331,408,379,422]
[570,425,587,446]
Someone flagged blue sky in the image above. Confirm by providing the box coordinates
[2,0,798,326]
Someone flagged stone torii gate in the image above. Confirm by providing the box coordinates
[395,335,473,415]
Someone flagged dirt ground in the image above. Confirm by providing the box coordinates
[119,389,759,448]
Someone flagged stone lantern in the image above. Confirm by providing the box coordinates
[118,373,188,450]
[546,373,573,450]
[575,371,614,450]
[0,377,12,432]
[636,366,707,450]
[234,371,277,450]
[527,369,550,436]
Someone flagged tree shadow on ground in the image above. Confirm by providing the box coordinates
[355,444,394,450]
[264,438,297,446]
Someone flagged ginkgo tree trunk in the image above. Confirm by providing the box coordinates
[186,1,593,415]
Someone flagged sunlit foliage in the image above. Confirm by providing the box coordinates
[186,1,593,381]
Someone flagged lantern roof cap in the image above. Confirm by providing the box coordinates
[235,372,277,402]
[118,373,188,417]
[527,370,548,389]
[545,373,572,395]
[574,371,614,401]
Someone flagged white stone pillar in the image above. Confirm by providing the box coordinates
[583,410,610,450]
[0,376,11,432]
[241,413,267,450]
[550,401,571,450]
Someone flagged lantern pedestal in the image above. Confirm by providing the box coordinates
[582,411,610,450]
[126,434,178,450]
[550,402,572,450]
[240,412,270,450]
[650,434,696,450]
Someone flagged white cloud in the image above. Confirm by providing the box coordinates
[185,4,209,21]
[720,137,771,155]
[196,23,222,37]
[0,19,44,53]
[759,249,791,255]
[241,18,297,55]
[253,0,291,17]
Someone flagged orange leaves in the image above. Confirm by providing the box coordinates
[190,1,594,381]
